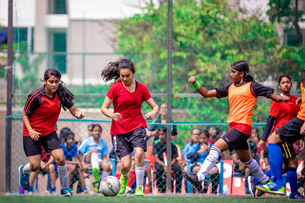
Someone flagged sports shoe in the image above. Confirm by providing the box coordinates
[256,189,265,197]
[81,187,88,194]
[92,181,100,193]
[134,186,144,196]
[19,165,30,190]
[289,192,305,199]
[247,176,256,197]
[182,171,201,188]
[255,179,285,195]
[60,188,73,197]
[119,174,129,194]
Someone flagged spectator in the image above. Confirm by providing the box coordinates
[207,126,220,145]
[183,128,200,163]
[59,127,71,143]
[62,131,88,193]
[152,128,182,193]
[148,103,178,141]
[78,124,111,193]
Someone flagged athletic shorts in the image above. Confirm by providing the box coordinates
[23,131,62,157]
[111,127,147,159]
[221,128,249,151]
[280,142,296,159]
[276,117,305,143]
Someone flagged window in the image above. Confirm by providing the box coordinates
[48,0,67,14]
[48,30,67,73]
[284,28,305,46]
[13,27,34,52]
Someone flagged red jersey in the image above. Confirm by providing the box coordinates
[23,86,74,137]
[269,95,299,132]
[107,80,152,135]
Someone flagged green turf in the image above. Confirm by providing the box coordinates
[0,195,303,203]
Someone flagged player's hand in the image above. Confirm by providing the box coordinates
[257,139,265,150]
[300,123,305,135]
[296,97,302,107]
[282,95,290,102]
[144,112,155,120]
[112,112,122,121]
[300,140,305,151]
[188,76,197,84]
[75,111,85,119]
[40,163,46,170]
[28,129,40,141]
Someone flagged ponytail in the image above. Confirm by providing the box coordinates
[101,59,135,82]
[57,82,75,111]
[231,60,254,82]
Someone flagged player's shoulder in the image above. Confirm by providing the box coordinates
[28,86,44,97]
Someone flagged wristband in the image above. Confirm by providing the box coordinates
[192,81,201,90]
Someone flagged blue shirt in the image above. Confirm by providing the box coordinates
[78,136,108,159]
[62,143,78,161]
[183,142,200,160]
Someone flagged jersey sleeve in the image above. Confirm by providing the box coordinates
[64,100,74,109]
[72,144,78,157]
[102,140,109,155]
[106,83,117,100]
[216,84,231,98]
[250,82,274,98]
[78,140,87,155]
[142,85,152,101]
[269,100,280,118]
[24,92,42,116]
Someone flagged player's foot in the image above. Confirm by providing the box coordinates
[256,189,265,197]
[19,165,30,190]
[27,186,33,195]
[92,181,100,193]
[60,188,73,197]
[119,174,129,194]
[81,187,88,194]
[134,186,144,196]
[182,171,202,188]
[255,179,285,195]
[289,192,305,199]
[247,176,256,197]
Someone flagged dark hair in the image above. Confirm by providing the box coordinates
[278,74,291,84]
[91,124,102,132]
[59,127,71,143]
[101,59,136,82]
[199,129,209,138]
[87,124,93,131]
[231,60,254,82]
[43,68,75,111]
[64,131,75,142]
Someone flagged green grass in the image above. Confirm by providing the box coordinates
[0,195,303,203]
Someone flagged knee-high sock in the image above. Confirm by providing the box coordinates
[254,170,272,185]
[23,163,31,174]
[287,167,298,195]
[197,146,221,181]
[91,153,100,182]
[57,164,69,189]
[135,166,145,188]
[243,158,269,184]
[268,143,283,185]
[127,170,136,187]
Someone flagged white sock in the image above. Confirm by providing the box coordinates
[197,146,221,181]
[135,166,145,188]
[57,164,69,189]
[91,153,99,170]
[23,163,31,174]
[243,158,269,184]
[101,171,110,179]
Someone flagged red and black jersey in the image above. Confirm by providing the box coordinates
[23,86,74,137]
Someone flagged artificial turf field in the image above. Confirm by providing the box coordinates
[0,195,304,203]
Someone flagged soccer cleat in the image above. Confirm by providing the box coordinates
[289,192,305,199]
[92,181,100,193]
[134,186,144,196]
[119,174,129,194]
[81,187,88,194]
[60,188,73,197]
[247,176,256,197]
[256,189,265,197]
[182,171,202,188]
[255,179,285,195]
[19,165,30,190]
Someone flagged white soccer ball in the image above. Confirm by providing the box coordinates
[99,176,120,196]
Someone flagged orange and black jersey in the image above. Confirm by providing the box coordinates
[23,86,74,137]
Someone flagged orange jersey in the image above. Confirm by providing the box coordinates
[227,82,257,127]
[297,82,305,121]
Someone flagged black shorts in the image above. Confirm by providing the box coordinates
[276,117,305,143]
[221,128,249,151]
[23,131,62,157]
[280,142,296,159]
[111,127,147,159]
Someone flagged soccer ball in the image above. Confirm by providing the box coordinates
[99,176,120,196]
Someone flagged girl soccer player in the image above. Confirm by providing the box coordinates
[254,75,305,199]
[256,70,305,199]
[183,60,289,191]
[19,68,85,197]
[101,59,159,196]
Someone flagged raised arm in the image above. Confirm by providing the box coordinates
[269,94,290,102]
[188,76,217,98]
